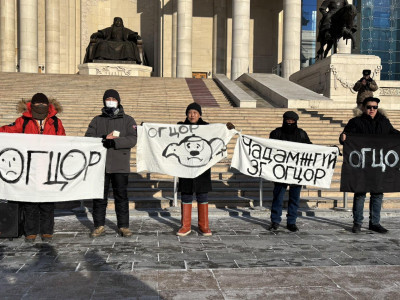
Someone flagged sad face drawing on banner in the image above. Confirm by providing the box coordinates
[0,148,24,183]
[162,134,227,167]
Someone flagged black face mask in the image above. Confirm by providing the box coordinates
[282,120,297,134]
[31,104,49,120]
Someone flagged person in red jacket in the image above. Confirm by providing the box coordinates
[0,93,66,243]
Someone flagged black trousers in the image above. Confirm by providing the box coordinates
[93,173,129,228]
[23,202,55,236]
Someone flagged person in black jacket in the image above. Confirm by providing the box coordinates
[85,89,137,238]
[268,111,311,232]
[340,97,399,234]
[176,102,234,237]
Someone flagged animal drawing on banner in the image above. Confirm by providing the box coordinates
[162,134,227,167]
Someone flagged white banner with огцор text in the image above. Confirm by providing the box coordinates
[231,134,338,188]
[0,133,106,202]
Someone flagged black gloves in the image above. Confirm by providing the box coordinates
[102,139,115,149]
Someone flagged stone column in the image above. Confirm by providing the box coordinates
[45,0,60,73]
[176,0,192,78]
[282,0,301,79]
[0,0,16,72]
[171,0,177,77]
[231,0,250,81]
[213,0,227,76]
[68,0,76,74]
[337,0,352,54]
[19,0,38,73]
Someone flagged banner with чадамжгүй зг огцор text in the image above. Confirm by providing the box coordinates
[136,123,238,178]
[231,134,339,188]
[0,133,106,202]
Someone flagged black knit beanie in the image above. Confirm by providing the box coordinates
[103,89,121,106]
[31,93,49,105]
[185,102,202,116]
[283,111,299,121]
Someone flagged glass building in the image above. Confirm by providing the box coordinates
[302,0,400,80]
[358,0,400,80]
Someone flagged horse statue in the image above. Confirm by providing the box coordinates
[316,3,357,60]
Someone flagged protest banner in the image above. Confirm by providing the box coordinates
[137,123,237,178]
[341,134,400,193]
[231,134,338,188]
[0,133,106,202]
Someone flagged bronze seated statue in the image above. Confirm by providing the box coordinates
[84,17,146,65]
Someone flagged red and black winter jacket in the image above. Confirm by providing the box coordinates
[0,99,65,136]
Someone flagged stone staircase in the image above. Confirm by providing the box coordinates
[0,72,399,210]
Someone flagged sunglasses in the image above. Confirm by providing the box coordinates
[366,105,378,110]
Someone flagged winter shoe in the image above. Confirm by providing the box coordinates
[352,223,361,233]
[118,227,133,237]
[177,204,192,236]
[369,223,388,234]
[24,235,37,243]
[41,234,53,242]
[287,224,299,232]
[90,226,105,238]
[198,204,212,236]
[268,222,280,231]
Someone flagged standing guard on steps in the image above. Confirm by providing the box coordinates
[176,103,235,237]
[85,89,137,238]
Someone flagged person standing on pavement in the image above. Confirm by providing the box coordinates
[176,102,235,237]
[0,93,66,243]
[353,69,378,108]
[268,111,311,232]
[85,89,137,238]
[340,97,399,234]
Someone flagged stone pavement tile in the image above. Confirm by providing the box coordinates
[0,272,42,298]
[207,252,257,261]
[20,272,99,299]
[252,251,299,260]
[221,286,353,300]
[77,261,133,272]
[19,261,79,272]
[284,257,339,267]
[91,270,159,299]
[185,259,238,269]
[213,267,337,290]
[159,252,208,262]
[107,253,150,263]
[234,259,289,268]
[133,260,185,270]
[158,269,220,291]
[316,265,400,299]
[159,289,225,300]
[330,256,388,266]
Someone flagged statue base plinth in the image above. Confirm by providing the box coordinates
[78,62,152,77]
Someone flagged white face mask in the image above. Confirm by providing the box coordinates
[105,100,118,108]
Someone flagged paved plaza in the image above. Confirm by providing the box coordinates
[1,208,400,299]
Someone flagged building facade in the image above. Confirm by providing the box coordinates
[0,0,397,80]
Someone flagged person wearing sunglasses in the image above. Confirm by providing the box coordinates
[340,97,400,234]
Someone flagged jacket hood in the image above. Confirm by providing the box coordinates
[17,98,63,118]
[352,107,388,118]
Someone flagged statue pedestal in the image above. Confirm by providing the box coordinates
[289,54,382,108]
[78,62,152,77]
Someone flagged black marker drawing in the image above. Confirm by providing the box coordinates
[0,148,24,183]
[162,134,227,167]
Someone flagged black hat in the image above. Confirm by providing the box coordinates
[185,102,202,116]
[103,89,121,105]
[283,111,299,121]
[31,93,49,105]
[362,69,371,76]
[362,97,380,106]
